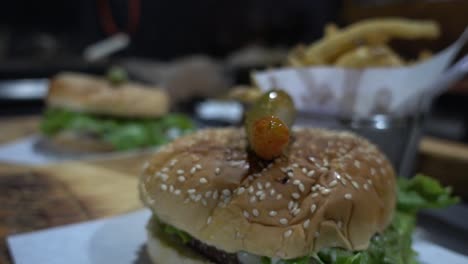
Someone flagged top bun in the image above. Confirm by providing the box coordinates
[139,128,396,259]
[47,72,169,118]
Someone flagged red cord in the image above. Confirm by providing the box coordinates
[97,0,140,36]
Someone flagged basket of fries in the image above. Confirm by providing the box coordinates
[251,18,468,176]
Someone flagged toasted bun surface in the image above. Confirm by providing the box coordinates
[47,72,169,118]
[139,128,396,259]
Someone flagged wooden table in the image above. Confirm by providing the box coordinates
[1,115,468,263]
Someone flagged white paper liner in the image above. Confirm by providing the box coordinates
[254,27,468,118]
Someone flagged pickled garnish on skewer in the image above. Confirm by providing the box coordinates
[245,90,296,160]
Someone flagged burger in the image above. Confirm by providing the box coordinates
[40,72,193,153]
[139,127,457,264]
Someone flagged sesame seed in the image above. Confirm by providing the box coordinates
[292,192,300,199]
[215,167,221,175]
[292,208,301,216]
[292,163,299,168]
[308,157,316,163]
[190,167,197,174]
[269,189,276,196]
[252,209,260,217]
[337,221,343,229]
[257,183,264,190]
[250,196,257,203]
[340,178,347,186]
[207,216,212,224]
[329,180,338,187]
[187,189,196,194]
[288,201,294,210]
[302,168,308,174]
[177,169,184,175]
[213,190,219,200]
[276,194,283,200]
[287,171,294,178]
[205,191,212,198]
[248,186,254,194]
[293,179,300,185]
[169,185,174,192]
[256,190,264,197]
[298,183,305,193]
[354,160,361,169]
[311,193,319,198]
[269,210,278,216]
[265,182,271,189]
[178,176,186,182]
[344,193,353,200]
[321,188,331,195]
[279,218,288,225]
[199,177,208,184]
[195,164,202,169]
[363,183,369,190]
[161,174,169,181]
[284,229,293,238]
[243,211,250,218]
[259,193,266,200]
[303,219,310,228]
[307,170,315,177]
[310,204,317,213]
[237,187,245,195]
[202,199,207,206]
[169,159,178,166]
[222,189,231,196]
[194,194,202,201]
[174,189,181,195]
[162,167,169,173]
[160,184,167,191]
[345,174,352,180]
[142,161,150,170]
[367,179,373,185]
[370,168,376,176]
[352,181,360,189]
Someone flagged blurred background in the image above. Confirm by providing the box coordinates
[0,0,466,142]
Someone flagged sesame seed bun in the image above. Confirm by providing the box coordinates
[139,128,396,260]
[47,72,169,118]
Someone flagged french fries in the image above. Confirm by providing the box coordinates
[288,18,440,67]
[335,45,404,68]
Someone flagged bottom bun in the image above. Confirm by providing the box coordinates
[146,225,211,264]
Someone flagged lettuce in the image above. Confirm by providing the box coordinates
[40,108,194,150]
[148,215,192,244]
[397,174,460,214]
[151,175,458,264]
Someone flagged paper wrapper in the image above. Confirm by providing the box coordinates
[254,28,468,118]
[7,209,468,264]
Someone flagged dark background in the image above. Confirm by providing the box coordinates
[0,0,467,142]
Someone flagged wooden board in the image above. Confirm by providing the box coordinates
[0,162,142,263]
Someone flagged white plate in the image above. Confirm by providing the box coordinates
[7,210,468,264]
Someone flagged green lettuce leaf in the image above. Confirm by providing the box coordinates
[397,174,459,214]
[40,108,194,150]
[148,214,192,244]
